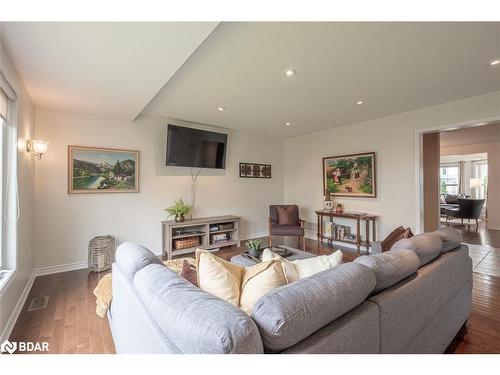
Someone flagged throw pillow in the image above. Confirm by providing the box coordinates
[196,249,287,314]
[292,250,343,279]
[276,206,297,226]
[261,248,343,280]
[379,226,405,252]
[403,227,414,238]
[239,261,287,314]
[261,248,300,283]
[196,249,243,306]
[180,259,198,286]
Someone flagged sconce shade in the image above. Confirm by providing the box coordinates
[28,140,49,159]
[32,140,49,154]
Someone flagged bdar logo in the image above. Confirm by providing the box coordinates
[1,339,17,354]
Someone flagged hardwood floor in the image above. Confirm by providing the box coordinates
[9,234,500,354]
[9,269,115,354]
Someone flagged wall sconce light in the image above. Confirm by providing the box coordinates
[26,140,49,160]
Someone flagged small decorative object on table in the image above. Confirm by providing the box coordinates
[88,235,115,272]
[336,203,343,214]
[165,198,192,222]
[323,189,334,210]
[245,239,262,258]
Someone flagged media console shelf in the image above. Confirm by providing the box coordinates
[161,215,241,260]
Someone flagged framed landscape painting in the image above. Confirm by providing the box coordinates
[68,146,139,194]
[322,152,376,198]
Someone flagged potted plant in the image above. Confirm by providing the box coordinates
[245,239,262,258]
[165,198,192,222]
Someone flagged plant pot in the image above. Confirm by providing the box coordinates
[174,214,185,222]
[248,248,260,258]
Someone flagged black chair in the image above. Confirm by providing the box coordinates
[444,198,485,230]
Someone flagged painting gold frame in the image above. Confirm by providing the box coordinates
[68,145,140,194]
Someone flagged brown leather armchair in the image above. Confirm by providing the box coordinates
[268,205,305,250]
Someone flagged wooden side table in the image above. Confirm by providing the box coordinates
[316,210,377,255]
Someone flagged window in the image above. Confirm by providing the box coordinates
[440,163,460,195]
[472,160,488,200]
[0,72,18,282]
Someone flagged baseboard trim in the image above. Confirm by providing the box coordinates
[34,261,88,276]
[0,272,35,343]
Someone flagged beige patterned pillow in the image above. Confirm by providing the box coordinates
[195,249,287,314]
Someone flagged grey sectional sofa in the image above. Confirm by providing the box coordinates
[108,228,472,354]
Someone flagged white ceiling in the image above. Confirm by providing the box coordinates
[440,122,500,148]
[1,22,499,136]
[144,22,500,137]
[0,22,218,118]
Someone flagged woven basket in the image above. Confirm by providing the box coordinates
[174,236,200,250]
[88,235,115,272]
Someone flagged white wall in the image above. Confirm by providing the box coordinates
[0,44,35,341]
[34,109,284,269]
[441,143,500,230]
[284,91,500,240]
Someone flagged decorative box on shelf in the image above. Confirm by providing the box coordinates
[174,236,200,250]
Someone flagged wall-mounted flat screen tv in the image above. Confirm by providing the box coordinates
[166,124,227,169]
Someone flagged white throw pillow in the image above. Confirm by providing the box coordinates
[261,248,300,283]
[261,248,343,281]
[292,250,343,279]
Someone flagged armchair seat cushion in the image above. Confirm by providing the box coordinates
[270,225,305,236]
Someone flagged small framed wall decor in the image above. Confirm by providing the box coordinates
[68,145,139,194]
[239,162,271,179]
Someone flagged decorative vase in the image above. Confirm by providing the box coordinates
[248,248,260,258]
[174,214,185,222]
[324,200,334,210]
[336,204,343,214]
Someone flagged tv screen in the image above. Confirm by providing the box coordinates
[166,124,227,169]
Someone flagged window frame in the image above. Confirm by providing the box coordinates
[440,162,461,195]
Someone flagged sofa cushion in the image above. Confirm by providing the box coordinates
[196,249,243,306]
[261,248,343,283]
[115,242,164,279]
[354,249,420,293]
[251,262,376,352]
[134,264,263,354]
[435,227,463,253]
[392,232,442,267]
[196,249,287,314]
[261,248,300,283]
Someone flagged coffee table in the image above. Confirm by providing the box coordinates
[230,245,314,266]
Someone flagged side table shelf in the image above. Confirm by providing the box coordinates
[315,210,377,256]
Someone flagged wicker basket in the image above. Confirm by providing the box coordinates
[174,236,200,250]
[88,235,115,272]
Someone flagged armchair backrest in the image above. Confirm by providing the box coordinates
[269,205,299,226]
[457,198,485,219]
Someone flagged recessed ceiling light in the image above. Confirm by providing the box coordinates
[489,59,500,66]
[355,100,364,105]
[284,122,292,126]
[217,107,226,111]
[285,69,296,76]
